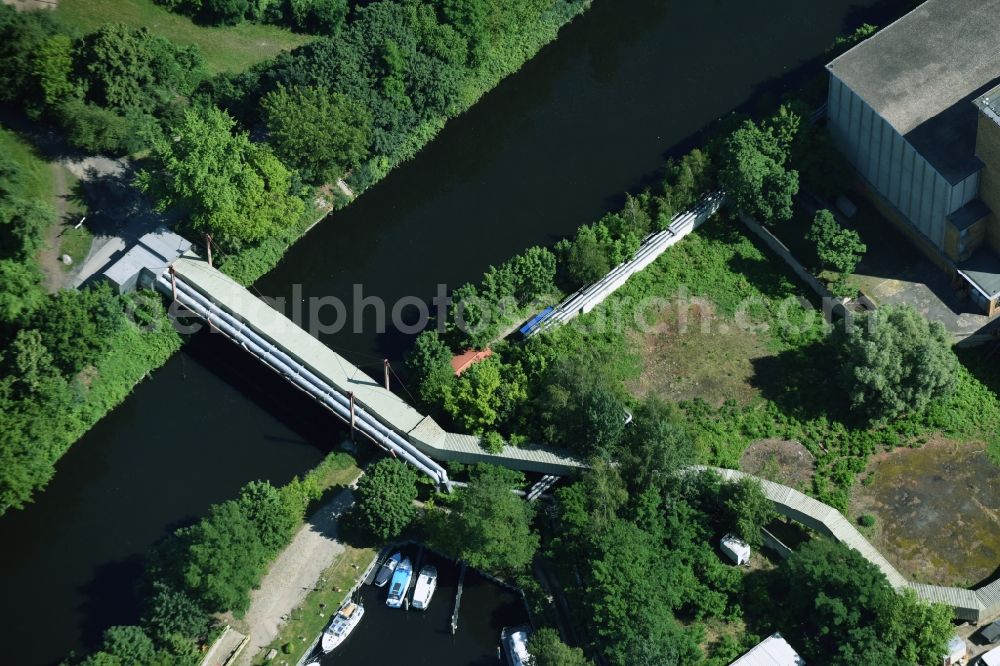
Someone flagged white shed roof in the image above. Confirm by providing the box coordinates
[729,633,805,666]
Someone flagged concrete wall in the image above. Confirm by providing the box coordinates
[977,114,1000,254]
[828,74,979,256]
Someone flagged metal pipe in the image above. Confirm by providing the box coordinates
[158,274,450,487]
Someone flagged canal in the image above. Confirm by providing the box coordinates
[0,1,910,664]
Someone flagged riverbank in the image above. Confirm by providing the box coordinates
[2,2,591,518]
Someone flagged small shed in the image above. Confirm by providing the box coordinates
[983,619,1000,644]
[720,533,751,566]
[942,634,967,666]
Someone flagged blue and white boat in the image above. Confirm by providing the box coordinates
[374,552,401,588]
[386,557,413,608]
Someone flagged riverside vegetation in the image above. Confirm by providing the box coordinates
[0,0,590,516]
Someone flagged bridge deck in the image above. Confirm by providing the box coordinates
[169,256,583,475]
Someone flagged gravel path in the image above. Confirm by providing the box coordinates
[238,483,359,665]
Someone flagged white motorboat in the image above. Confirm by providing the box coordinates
[320,600,364,653]
[411,565,437,610]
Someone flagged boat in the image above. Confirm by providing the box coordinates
[385,557,413,608]
[411,565,438,610]
[500,625,532,666]
[374,551,401,588]
[320,600,365,653]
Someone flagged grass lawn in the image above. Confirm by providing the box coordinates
[0,124,55,204]
[54,0,312,74]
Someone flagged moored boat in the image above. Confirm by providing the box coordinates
[386,557,413,608]
[500,625,532,666]
[374,551,402,588]
[411,565,438,610]
[320,600,365,653]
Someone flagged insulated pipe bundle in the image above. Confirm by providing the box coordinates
[156,272,451,490]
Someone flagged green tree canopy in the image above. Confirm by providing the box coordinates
[355,457,419,540]
[76,24,205,113]
[834,304,957,422]
[261,84,372,183]
[442,355,526,433]
[528,627,593,666]
[140,106,304,248]
[808,209,866,275]
[718,118,799,223]
[428,464,537,575]
[770,538,951,664]
[720,476,776,548]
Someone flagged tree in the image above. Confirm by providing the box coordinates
[32,34,80,107]
[406,330,455,407]
[286,0,348,33]
[559,224,610,288]
[140,106,304,248]
[508,246,558,304]
[721,477,775,548]
[76,24,205,112]
[528,627,593,666]
[772,538,951,664]
[834,304,957,422]
[99,626,156,665]
[261,84,372,183]
[142,582,210,643]
[355,458,418,540]
[238,480,299,551]
[620,397,693,493]
[200,0,249,25]
[173,500,269,613]
[30,284,124,375]
[0,260,44,323]
[428,465,538,575]
[808,209,866,275]
[718,118,799,223]
[442,355,526,433]
[4,329,60,396]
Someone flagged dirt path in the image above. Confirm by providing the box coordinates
[236,480,360,665]
[36,162,71,292]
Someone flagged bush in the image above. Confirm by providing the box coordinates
[858,513,876,528]
[834,304,958,423]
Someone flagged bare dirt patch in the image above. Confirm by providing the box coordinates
[740,439,815,491]
[850,436,1000,587]
[627,307,771,406]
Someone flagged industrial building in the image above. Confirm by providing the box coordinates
[826,0,1000,314]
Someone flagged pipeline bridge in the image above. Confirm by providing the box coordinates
[151,255,584,490]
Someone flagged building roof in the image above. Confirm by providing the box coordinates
[729,633,805,666]
[450,348,493,375]
[977,82,1000,127]
[959,246,1000,299]
[827,0,1000,184]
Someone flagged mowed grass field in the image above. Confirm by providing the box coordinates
[55,0,312,74]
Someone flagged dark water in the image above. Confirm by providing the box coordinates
[0,1,909,664]
[316,549,526,666]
